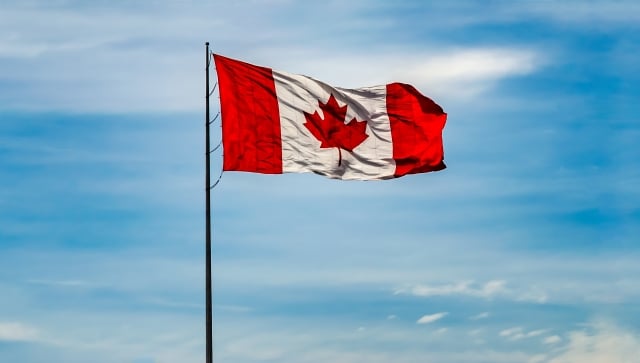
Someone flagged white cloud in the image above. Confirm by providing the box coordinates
[394,280,554,305]
[483,280,508,296]
[527,330,548,338]
[500,327,522,337]
[500,327,548,341]
[289,47,543,103]
[546,321,640,363]
[470,312,490,320]
[395,280,507,299]
[417,312,448,325]
[0,322,39,342]
[517,331,543,340]
[435,328,448,335]
[530,355,548,363]
[395,48,541,98]
[0,0,546,112]
[544,335,562,345]
[517,287,549,304]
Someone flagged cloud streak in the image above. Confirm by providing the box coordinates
[0,1,545,112]
[394,48,542,98]
[417,312,448,325]
[470,312,490,320]
[0,322,39,342]
[500,327,549,341]
[395,280,507,299]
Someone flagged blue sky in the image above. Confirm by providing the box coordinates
[1,1,639,362]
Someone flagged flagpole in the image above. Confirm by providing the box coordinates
[205,41,213,363]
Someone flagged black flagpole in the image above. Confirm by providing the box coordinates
[205,41,213,363]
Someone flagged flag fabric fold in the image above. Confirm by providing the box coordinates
[213,54,447,180]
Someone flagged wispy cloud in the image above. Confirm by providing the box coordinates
[517,287,549,304]
[394,48,542,99]
[545,321,640,363]
[0,0,546,112]
[470,312,490,320]
[394,280,554,305]
[543,335,562,345]
[0,322,39,342]
[500,327,549,341]
[417,312,448,325]
[434,328,448,335]
[500,327,522,338]
[26,279,91,288]
[395,280,507,299]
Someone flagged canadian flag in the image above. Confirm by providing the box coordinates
[214,54,447,180]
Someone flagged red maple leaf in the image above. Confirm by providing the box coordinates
[303,94,368,166]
